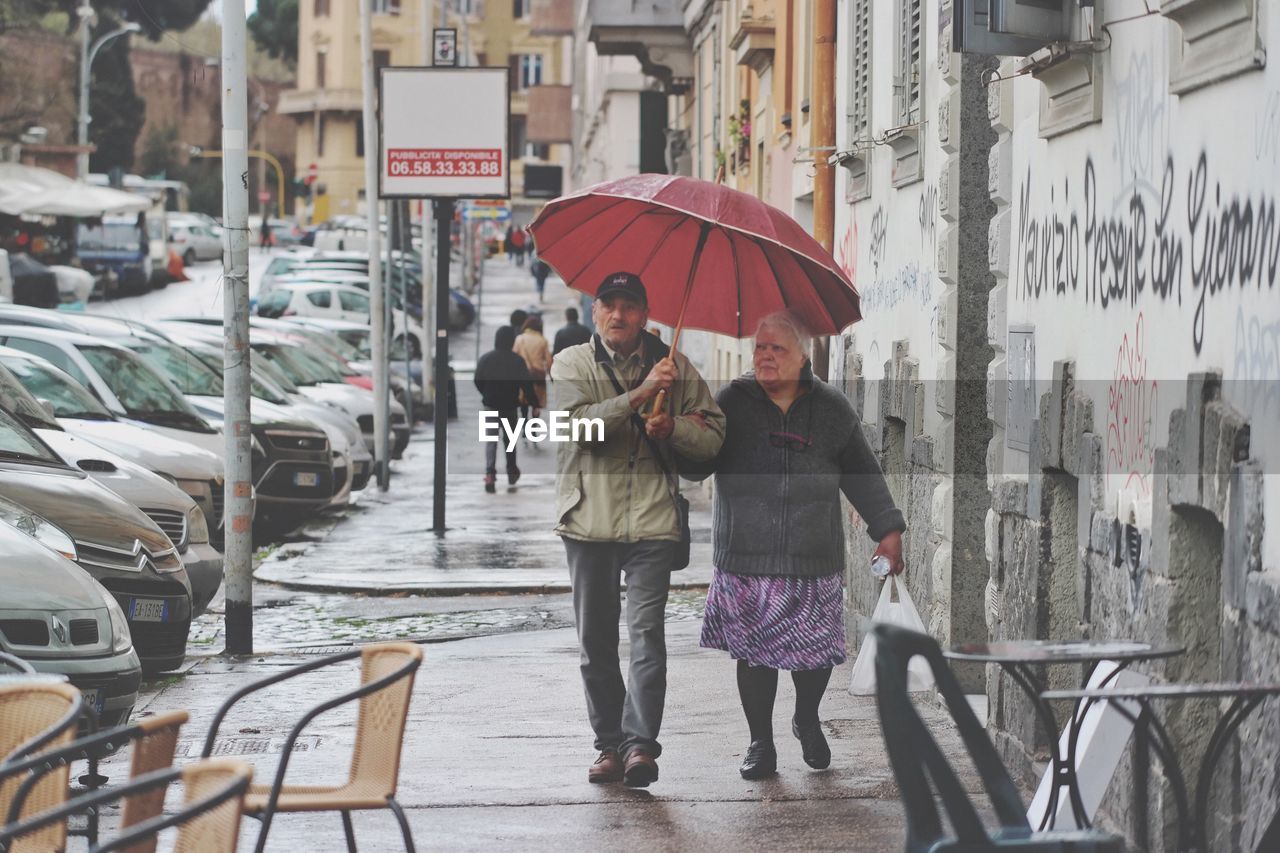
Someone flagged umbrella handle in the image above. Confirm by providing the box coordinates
[651,388,669,417]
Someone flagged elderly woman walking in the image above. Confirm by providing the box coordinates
[693,310,906,780]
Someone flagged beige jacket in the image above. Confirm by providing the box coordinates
[550,332,725,543]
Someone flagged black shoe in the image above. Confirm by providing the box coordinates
[792,716,831,769]
[739,740,777,780]
[484,474,496,494]
[507,466,521,485]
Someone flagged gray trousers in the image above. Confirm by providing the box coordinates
[563,537,675,759]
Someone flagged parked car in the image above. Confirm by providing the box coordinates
[159,329,373,497]
[0,325,225,458]
[0,406,193,673]
[162,320,411,458]
[256,282,428,357]
[0,519,142,727]
[0,342,226,539]
[0,367,223,616]
[167,219,223,265]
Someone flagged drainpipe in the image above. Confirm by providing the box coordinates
[811,0,836,380]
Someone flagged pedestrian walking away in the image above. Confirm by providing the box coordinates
[474,325,539,493]
[512,314,551,415]
[551,271,725,789]
[510,227,528,266]
[685,310,905,781]
[552,307,592,357]
[259,216,273,251]
[508,309,531,421]
[531,254,551,301]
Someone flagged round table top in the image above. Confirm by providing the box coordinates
[1042,682,1280,702]
[944,639,1185,665]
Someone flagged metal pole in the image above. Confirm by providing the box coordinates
[399,201,413,423]
[360,0,390,490]
[420,0,435,420]
[76,6,92,181]
[433,199,453,533]
[221,0,254,655]
[383,193,395,468]
[811,0,836,380]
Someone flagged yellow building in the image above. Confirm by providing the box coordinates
[280,0,573,223]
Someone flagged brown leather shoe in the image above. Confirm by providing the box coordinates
[623,749,659,788]
[588,749,623,783]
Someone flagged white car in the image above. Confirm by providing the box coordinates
[167,220,223,265]
[0,326,225,458]
[256,282,427,357]
[0,345,227,537]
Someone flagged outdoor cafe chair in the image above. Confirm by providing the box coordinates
[0,681,82,852]
[873,623,1127,852]
[200,641,424,853]
[0,758,252,853]
[0,710,188,851]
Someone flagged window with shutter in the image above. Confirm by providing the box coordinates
[895,0,921,127]
[842,0,872,202]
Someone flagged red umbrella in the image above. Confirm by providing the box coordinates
[528,174,861,344]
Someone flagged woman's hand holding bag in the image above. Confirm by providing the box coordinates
[848,572,935,695]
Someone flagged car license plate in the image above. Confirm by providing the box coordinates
[129,598,168,622]
[293,471,319,487]
[80,688,105,714]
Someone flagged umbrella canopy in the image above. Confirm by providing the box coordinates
[0,163,149,217]
[528,174,861,338]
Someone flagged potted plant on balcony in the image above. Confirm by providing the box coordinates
[728,100,751,171]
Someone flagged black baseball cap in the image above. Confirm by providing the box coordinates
[595,271,648,306]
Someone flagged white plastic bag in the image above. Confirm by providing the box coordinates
[848,575,935,695]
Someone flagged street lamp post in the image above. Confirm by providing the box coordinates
[77,3,141,180]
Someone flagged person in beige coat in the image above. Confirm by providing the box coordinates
[512,315,551,409]
[551,271,725,789]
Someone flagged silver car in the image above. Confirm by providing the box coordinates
[0,519,141,728]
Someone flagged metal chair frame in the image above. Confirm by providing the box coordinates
[873,623,1126,852]
[200,643,422,853]
[0,761,251,853]
[0,711,186,849]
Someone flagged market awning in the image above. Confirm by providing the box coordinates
[0,162,150,217]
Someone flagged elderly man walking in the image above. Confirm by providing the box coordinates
[551,272,725,788]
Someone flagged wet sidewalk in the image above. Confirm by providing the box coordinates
[111,620,959,852]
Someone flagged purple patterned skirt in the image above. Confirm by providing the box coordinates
[700,569,847,671]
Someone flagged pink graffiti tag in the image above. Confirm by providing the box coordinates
[1106,315,1159,496]
[835,222,858,287]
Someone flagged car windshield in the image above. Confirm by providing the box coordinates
[79,345,203,424]
[253,344,329,386]
[127,341,223,396]
[183,344,289,404]
[77,222,142,252]
[265,257,297,276]
[0,358,109,421]
[257,290,292,318]
[0,407,63,465]
[251,353,301,393]
[281,344,346,383]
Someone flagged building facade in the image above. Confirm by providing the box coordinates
[282,0,572,224]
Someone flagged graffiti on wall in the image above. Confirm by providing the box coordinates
[1256,90,1280,164]
[835,221,858,285]
[868,206,888,276]
[1233,305,1280,421]
[1015,151,1280,355]
[1106,314,1159,498]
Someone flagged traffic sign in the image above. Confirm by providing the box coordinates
[257,190,271,203]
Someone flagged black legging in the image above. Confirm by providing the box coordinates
[736,660,833,743]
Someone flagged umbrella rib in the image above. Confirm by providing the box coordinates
[635,212,689,280]
[725,232,745,338]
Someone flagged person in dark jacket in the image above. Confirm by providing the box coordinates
[474,325,539,493]
[690,309,905,781]
[552,307,592,356]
